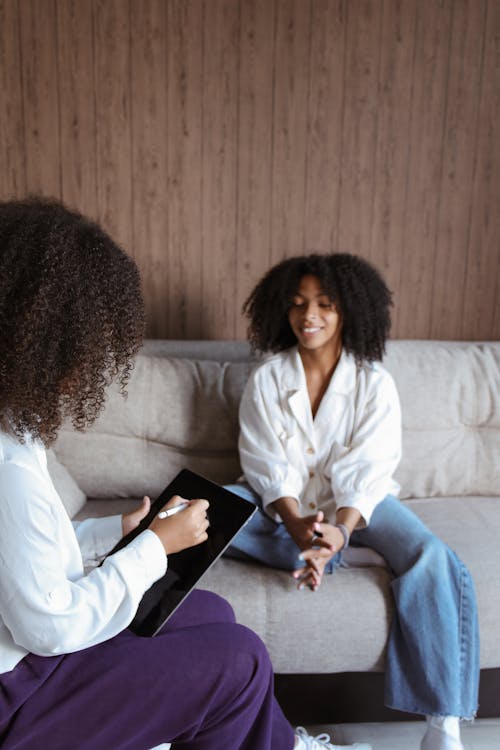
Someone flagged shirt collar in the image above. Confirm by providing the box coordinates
[282,346,357,395]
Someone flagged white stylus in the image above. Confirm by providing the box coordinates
[157,502,190,519]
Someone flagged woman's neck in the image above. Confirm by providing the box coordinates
[298,341,342,378]
[297,342,342,418]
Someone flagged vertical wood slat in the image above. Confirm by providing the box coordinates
[462,0,500,340]
[201,0,239,339]
[397,0,453,339]
[130,0,168,337]
[56,0,97,218]
[430,0,487,339]
[0,0,26,197]
[337,0,382,259]
[304,0,346,253]
[19,0,61,197]
[235,0,275,338]
[370,0,417,338]
[93,0,132,254]
[166,0,203,339]
[270,0,312,262]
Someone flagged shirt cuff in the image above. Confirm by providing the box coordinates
[334,492,381,527]
[261,484,302,521]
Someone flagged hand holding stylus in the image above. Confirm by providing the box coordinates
[149,495,210,555]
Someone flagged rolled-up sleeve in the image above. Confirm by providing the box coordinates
[328,370,402,525]
[239,371,304,513]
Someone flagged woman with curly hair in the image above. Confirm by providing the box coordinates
[0,200,364,750]
[226,253,479,750]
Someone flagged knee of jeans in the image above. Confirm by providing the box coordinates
[421,536,466,578]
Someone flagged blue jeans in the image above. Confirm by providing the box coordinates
[225,484,480,719]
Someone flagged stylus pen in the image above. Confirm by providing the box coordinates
[157,502,190,519]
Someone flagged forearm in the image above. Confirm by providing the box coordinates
[270,496,301,525]
[335,506,362,535]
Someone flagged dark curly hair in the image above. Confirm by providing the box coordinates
[243,253,392,363]
[0,197,145,445]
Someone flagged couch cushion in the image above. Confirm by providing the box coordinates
[384,341,500,498]
[54,341,499,503]
[55,355,255,499]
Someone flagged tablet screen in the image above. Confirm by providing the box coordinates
[106,469,256,636]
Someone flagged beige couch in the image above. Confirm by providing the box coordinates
[51,339,500,722]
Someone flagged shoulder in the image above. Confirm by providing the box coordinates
[354,357,399,403]
[0,434,54,521]
[245,349,294,388]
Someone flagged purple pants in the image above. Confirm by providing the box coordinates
[0,590,294,750]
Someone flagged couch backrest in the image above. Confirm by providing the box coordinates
[54,340,500,501]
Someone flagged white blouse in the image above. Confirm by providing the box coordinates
[239,347,402,526]
[0,432,167,674]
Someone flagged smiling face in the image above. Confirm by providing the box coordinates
[287,274,342,356]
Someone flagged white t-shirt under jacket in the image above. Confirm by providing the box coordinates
[239,347,402,526]
[0,431,167,674]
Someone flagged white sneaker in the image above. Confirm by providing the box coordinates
[294,725,372,750]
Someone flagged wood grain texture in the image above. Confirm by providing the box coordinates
[235,0,275,339]
[93,0,132,253]
[56,0,97,217]
[270,0,311,262]
[19,0,61,196]
[0,0,498,341]
[0,0,26,196]
[130,0,168,337]
[166,0,204,338]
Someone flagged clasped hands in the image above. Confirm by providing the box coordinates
[286,511,345,592]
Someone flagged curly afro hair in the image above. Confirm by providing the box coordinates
[0,197,145,445]
[243,253,392,363]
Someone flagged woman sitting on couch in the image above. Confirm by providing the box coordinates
[226,252,479,750]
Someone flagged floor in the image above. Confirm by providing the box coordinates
[303,719,500,749]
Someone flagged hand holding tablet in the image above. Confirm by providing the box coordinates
[106,470,256,636]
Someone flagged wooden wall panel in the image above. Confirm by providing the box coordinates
[130,0,169,337]
[235,0,275,338]
[19,0,61,196]
[304,0,345,253]
[0,0,498,341]
[57,0,97,217]
[369,0,416,336]
[397,0,453,338]
[337,0,381,259]
[430,0,487,339]
[166,0,203,339]
[462,0,500,340]
[270,0,311,262]
[0,0,26,196]
[201,0,239,339]
[93,0,132,254]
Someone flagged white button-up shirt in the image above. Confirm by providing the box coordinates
[0,432,167,674]
[239,347,402,526]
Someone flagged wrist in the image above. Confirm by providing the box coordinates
[334,522,350,550]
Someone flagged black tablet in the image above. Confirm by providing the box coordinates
[106,469,256,636]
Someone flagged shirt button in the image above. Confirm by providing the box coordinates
[308,470,315,478]
[306,447,315,455]
[309,501,316,509]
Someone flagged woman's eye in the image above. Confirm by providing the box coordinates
[319,302,333,309]
[291,299,305,308]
